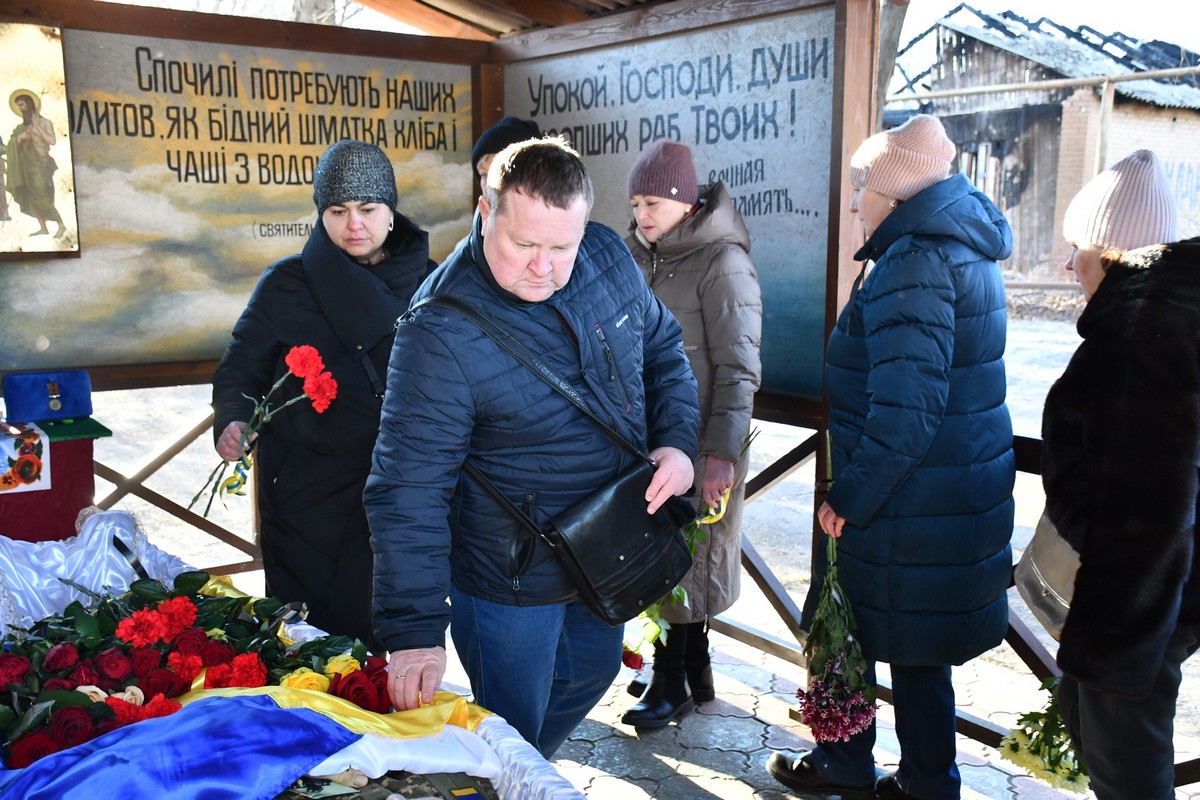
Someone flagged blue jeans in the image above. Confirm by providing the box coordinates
[450,586,623,758]
[1058,624,1199,800]
[813,663,961,799]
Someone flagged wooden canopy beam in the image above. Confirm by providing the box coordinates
[354,0,496,40]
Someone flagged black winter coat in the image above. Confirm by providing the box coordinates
[212,215,432,645]
[1043,238,1200,698]
[364,217,700,653]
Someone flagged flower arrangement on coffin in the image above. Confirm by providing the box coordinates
[0,571,385,769]
[999,676,1089,793]
[796,533,876,742]
[190,344,337,517]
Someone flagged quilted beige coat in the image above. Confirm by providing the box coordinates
[625,180,762,622]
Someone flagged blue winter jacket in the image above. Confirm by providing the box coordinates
[818,173,1015,666]
[364,216,700,653]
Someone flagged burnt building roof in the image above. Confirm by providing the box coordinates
[893,3,1200,110]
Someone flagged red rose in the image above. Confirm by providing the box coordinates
[43,642,80,672]
[285,345,325,378]
[201,639,236,667]
[363,657,389,696]
[41,677,74,692]
[68,661,99,688]
[130,646,162,678]
[171,626,208,657]
[10,454,42,484]
[621,648,644,671]
[329,670,388,713]
[49,705,96,749]
[140,667,187,700]
[0,653,32,687]
[98,676,126,694]
[95,647,134,681]
[6,730,60,769]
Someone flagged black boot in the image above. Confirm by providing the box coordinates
[684,620,715,703]
[620,629,693,729]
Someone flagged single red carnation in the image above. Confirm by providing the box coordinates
[303,371,338,413]
[166,651,204,684]
[49,705,96,749]
[43,642,80,672]
[203,662,233,690]
[156,597,198,641]
[285,345,325,379]
[138,694,182,721]
[227,652,267,688]
[116,608,167,647]
[6,730,60,769]
[104,695,142,726]
[0,653,32,687]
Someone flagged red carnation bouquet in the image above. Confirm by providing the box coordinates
[190,344,337,517]
[0,571,385,769]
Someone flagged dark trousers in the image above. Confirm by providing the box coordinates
[813,663,961,799]
[1058,625,1199,800]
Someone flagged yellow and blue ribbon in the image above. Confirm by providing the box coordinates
[220,452,253,497]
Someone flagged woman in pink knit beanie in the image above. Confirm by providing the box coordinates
[1041,149,1196,800]
[769,114,1016,800]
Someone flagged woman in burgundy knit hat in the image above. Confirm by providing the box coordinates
[620,139,762,730]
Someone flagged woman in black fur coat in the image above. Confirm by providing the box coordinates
[1043,149,1198,800]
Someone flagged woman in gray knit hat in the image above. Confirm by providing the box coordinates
[211,140,434,650]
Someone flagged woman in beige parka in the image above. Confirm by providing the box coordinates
[620,139,763,729]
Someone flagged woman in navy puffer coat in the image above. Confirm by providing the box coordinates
[769,115,1015,800]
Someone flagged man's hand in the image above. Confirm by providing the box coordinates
[645,446,694,514]
[215,421,253,461]
[386,646,447,711]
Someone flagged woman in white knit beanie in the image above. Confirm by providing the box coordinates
[768,114,1016,800]
[1041,150,1196,800]
[1061,148,1178,298]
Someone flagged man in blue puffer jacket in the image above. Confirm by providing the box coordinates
[769,115,1015,800]
[364,137,700,758]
